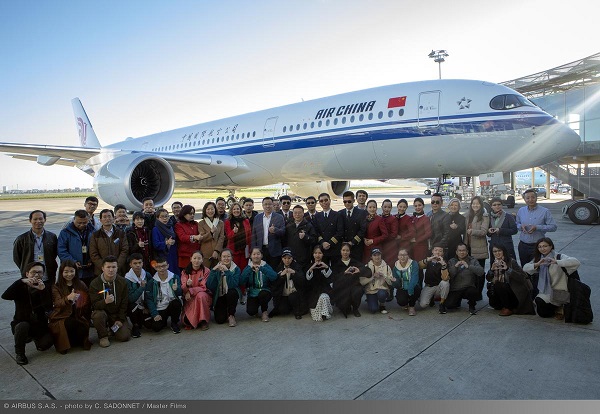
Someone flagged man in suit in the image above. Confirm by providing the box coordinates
[278,195,293,223]
[340,191,367,261]
[251,197,286,269]
[304,196,318,222]
[313,193,343,265]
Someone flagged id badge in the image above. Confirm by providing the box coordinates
[37,254,44,261]
[82,246,87,254]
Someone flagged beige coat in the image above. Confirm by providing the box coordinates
[465,211,489,259]
[197,219,225,268]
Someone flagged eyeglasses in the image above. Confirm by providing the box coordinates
[431,200,441,204]
[282,201,291,205]
[29,271,44,275]
[343,200,353,204]
[318,199,329,203]
[306,201,315,205]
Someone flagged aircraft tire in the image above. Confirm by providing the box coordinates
[226,196,237,208]
[567,201,599,225]
[424,189,432,195]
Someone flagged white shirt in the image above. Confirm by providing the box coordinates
[262,213,272,245]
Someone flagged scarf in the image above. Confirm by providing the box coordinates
[155,219,176,241]
[204,217,220,232]
[537,251,555,297]
[228,215,247,251]
[490,210,506,229]
[394,259,413,289]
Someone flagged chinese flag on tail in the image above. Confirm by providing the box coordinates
[388,96,407,108]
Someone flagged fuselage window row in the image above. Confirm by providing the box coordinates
[281,108,405,134]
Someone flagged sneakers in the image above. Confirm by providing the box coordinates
[99,337,110,348]
[16,353,28,365]
[295,314,302,320]
[199,321,209,331]
[131,325,141,338]
[171,323,181,334]
[353,308,362,317]
[261,311,270,322]
[379,305,388,314]
[228,315,237,327]
[408,307,416,316]
[439,303,447,314]
[240,292,247,305]
[469,305,477,315]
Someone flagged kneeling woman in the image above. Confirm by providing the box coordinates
[523,238,580,319]
[240,248,277,322]
[181,251,212,330]
[207,249,241,327]
[360,248,395,314]
[391,249,421,316]
[331,243,365,317]
[49,260,92,353]
[146,257,183,333]
[306,245,333,321]
[486,244,534,316]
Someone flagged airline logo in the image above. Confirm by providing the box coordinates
[314,101,376,120]
[77,117,87,146]
[387,96,407,108]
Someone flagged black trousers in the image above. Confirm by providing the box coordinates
[488,282,519,310]
[246,290,272,315]
[445,286,478,308]
[535,297,557,318]
[396,285,422,307]
[271,291,306,317]
[128,303,153,330]
[336,286,364,313]
[151,300,183,332]
[261,246,281,270]
[63,317,89,347]
[214,289,239,324]
[11,320,53,354]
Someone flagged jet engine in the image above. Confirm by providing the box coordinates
[94,153,175,210]
[288,181,350,200]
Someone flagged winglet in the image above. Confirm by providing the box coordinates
[71,98,101,148]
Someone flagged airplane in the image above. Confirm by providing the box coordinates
[0,79,581,211]
[514,169,553,187]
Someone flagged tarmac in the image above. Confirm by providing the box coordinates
[0,190,598,400]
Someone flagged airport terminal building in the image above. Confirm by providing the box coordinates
[501,52,600,198]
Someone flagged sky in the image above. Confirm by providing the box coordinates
[0,0,597,190]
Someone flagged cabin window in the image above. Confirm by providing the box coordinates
[368,113,373,121]
[398,109,404,117]
[341,117,346,124]
[326,119,330,127]
[310,121,315,128]
[318,120,322,127]
[350,115,355,123]
[303,123,307,130]
[359,114,364,122]
[334,118,338,125]
[388,110,394,118]
[378,111,384,119]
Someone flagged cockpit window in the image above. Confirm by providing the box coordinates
[490,94,535,110]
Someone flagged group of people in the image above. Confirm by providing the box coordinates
[4,188,580,366]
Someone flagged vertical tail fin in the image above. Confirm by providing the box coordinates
[71,98,101,148]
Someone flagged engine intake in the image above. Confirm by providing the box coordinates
[94,153,175,210]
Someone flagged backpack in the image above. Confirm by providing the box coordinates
[557,254,593,324]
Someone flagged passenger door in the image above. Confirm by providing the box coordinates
[417,91,440,128]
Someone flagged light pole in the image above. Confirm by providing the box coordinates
[428,50,449,79]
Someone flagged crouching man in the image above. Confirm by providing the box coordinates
[145,256,183,334]
[2,262,53,365]
[89,256,131,347]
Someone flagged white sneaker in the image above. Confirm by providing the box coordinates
[240,292,247,305]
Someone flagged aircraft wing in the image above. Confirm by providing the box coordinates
[0,142,102,163]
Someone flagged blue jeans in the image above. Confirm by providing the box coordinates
[366,290,389,313]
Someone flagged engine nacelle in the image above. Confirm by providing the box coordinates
[288,181,350,200]
[94,153,175,211]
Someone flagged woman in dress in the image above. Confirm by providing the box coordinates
[523,237,580,320]
[380,199,399,267]
[363,200,389,262]
[180,251,212,330]
[198,201,225,269]
[49,260,92,353]
[486,244,534,316]
[175,205,200,270]
[224,202,251,304]
[396,198,415,257]
[306,245,334,321]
